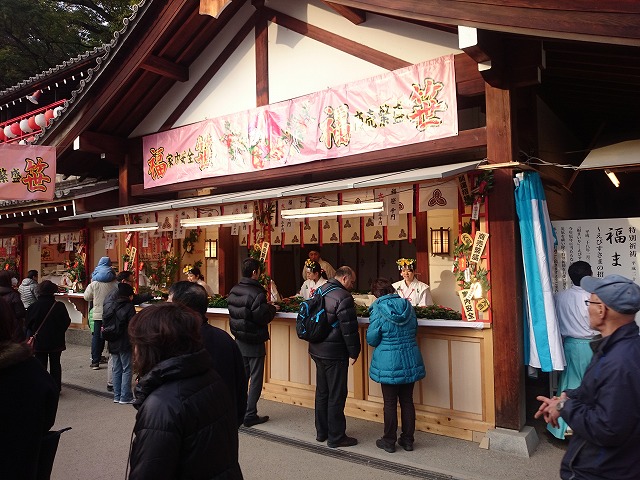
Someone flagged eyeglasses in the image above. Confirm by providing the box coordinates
[584,300,603,307]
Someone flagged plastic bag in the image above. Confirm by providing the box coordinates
[88,308,94,333]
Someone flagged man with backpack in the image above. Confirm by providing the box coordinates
[227,258,277,427]
[102,282,136,404]
[309,266,361,448]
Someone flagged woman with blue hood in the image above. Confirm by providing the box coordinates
[367,277,425,454]
[84,257,117,369]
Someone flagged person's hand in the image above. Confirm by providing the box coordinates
[273,304,281,311]
[535,395,565,427]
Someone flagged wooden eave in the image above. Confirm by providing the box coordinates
[324,1,640,46]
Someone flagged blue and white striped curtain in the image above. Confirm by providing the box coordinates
[514,172,565,372]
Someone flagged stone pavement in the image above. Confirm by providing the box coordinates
[54,336,567,480]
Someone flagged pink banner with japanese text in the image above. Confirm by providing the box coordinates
[143,55,458,189]
[0,144,56,200]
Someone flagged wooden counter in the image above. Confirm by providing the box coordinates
[55,293,89,329]
[206,309,495,442]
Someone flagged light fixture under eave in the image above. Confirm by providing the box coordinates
[180,213,254,227]
[281,202,384,219]
[103,222,159,233]
[604,169,620,188]
[204,239,218,259]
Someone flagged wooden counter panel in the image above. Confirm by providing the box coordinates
[205,310,495,441]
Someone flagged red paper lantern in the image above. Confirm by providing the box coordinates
[28,116,39,131]
[44,109,54,125]
[0,129,6,142]
[10,122,21,137]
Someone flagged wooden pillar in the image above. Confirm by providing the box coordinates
[254,1,269,107]
[485,84,525,431]
[416,211,430,284]
[218,226,238,294]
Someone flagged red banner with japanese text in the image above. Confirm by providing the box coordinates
[0,144,56,200]
[142,55,458,189]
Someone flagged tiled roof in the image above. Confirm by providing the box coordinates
[24,0,150,144]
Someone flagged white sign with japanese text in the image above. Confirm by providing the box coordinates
[552,217,639,292]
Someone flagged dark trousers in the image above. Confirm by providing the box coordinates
[312,356,349,443]
[243,355,265,420]
[381,382,416,444]
[91,320,104,364]
[35,351,62,392]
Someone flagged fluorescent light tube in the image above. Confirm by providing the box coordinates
[103,222,159,233]
[281,201,384,219]
[604,169,620,188]
[180,213,254,227]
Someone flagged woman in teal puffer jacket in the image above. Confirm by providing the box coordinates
[367,278,425,453]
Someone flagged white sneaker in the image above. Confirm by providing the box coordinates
[119,399,135,405]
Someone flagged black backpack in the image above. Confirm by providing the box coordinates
[296,284,340,343]
[102,303,124,342]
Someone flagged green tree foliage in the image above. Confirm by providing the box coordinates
[0,0,137,90]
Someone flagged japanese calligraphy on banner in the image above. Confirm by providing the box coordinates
[142,55,458,188]
[0,144,56,200]
[552,217,640,291]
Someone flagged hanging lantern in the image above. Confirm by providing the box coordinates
[26,90,41,104]
[35,113,47,128]
[44,109,54,125]
[10,123,21,137]
[28,116,39,131]
[4,125,15,138]
[19,119,33,133]
[0,129,6,142]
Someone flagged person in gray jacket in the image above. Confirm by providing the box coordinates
[309,266,361,448]
[83,257,117,370]
[18,270,39,309]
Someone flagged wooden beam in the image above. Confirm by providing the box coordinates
[140,54,189,82]
[324,1,640,46]
[255,9,269,107]
[73,131,129,156]
[264,7,410,71]
[485,84,525,431]
[323,1,367,24]
[160,12,259,131]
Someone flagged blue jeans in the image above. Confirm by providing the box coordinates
[112,351,133,402]
[91,320,105,364]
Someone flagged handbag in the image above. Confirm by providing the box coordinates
[26,303,57,353]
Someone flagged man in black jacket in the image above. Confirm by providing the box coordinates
[169,281,248,427]
[227,257,276,427]
[310,265,361,448]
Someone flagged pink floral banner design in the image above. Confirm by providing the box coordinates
[0,144,56,200]
[142,55,457,189]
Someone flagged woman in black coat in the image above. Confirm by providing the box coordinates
[0,298,59,479]
[26,280,71,392]
[127,303,243,480]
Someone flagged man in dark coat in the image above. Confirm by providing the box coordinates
[536,274,640,480]
[227,257,276,427]
[0,270,26,341]
[309,265,361,448]
[169,281,248,427]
